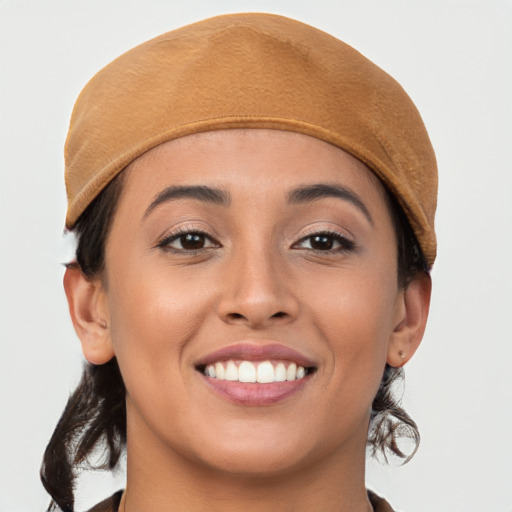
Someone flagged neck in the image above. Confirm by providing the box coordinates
[123,418,373,512]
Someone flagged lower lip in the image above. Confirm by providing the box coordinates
[200,374,310,406]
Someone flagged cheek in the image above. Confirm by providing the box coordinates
[103,267,215,445]
[306,262,398,338]
[305,267,398,390]
[105,264,212,370]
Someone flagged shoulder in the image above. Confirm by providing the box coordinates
[86,490,124,512]
[368,489,395,512]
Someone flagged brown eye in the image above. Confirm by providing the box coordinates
[309,235,334,250]
[159,231,219,252]
[179,233,207,250]
[295,231,355,253]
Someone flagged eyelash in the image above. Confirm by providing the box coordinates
[156,228,355,255]
[293,229,356,254]
[156,227,221,254]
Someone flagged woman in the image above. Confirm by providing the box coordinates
[41,13,436,512]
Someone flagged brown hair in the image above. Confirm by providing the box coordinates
[41,170,427,512]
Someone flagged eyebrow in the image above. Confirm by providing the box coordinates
[144,185,231,218]
[288,183,373,225]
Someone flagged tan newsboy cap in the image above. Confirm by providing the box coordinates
[65,12,437,266]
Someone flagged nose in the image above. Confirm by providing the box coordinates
[217,247,299,329]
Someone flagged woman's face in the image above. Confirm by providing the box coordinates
[99,129,406,476]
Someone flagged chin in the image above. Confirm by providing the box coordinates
[199,445,310,478]
[180,419,330,478]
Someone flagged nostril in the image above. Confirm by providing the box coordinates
[224,310,288,325]
[228,313,246,321]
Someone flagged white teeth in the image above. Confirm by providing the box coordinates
[239,361,256,382]
[225,361,238,381]
[286,362,297,381]
[204,360,308,383]
[256,361,274,383]
[275,363,287,382]
[215,362,225,380]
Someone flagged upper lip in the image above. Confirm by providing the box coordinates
[195,342,317,369]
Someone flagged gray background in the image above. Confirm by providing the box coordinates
[1,1,511,511]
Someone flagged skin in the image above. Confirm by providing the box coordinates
[65,129,431,512]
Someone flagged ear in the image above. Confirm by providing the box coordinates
[63,266,114,365]
[387,272,432,367]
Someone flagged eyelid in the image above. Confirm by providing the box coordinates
[155,224,222,252]
[292,227,356,252]
[293,224,354,243]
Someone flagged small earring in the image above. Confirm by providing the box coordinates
[399,350,406,360]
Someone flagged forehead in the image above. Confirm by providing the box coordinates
[123,129,386,199]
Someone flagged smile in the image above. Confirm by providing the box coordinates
[195,342,317,405]
[204,360,308,383]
